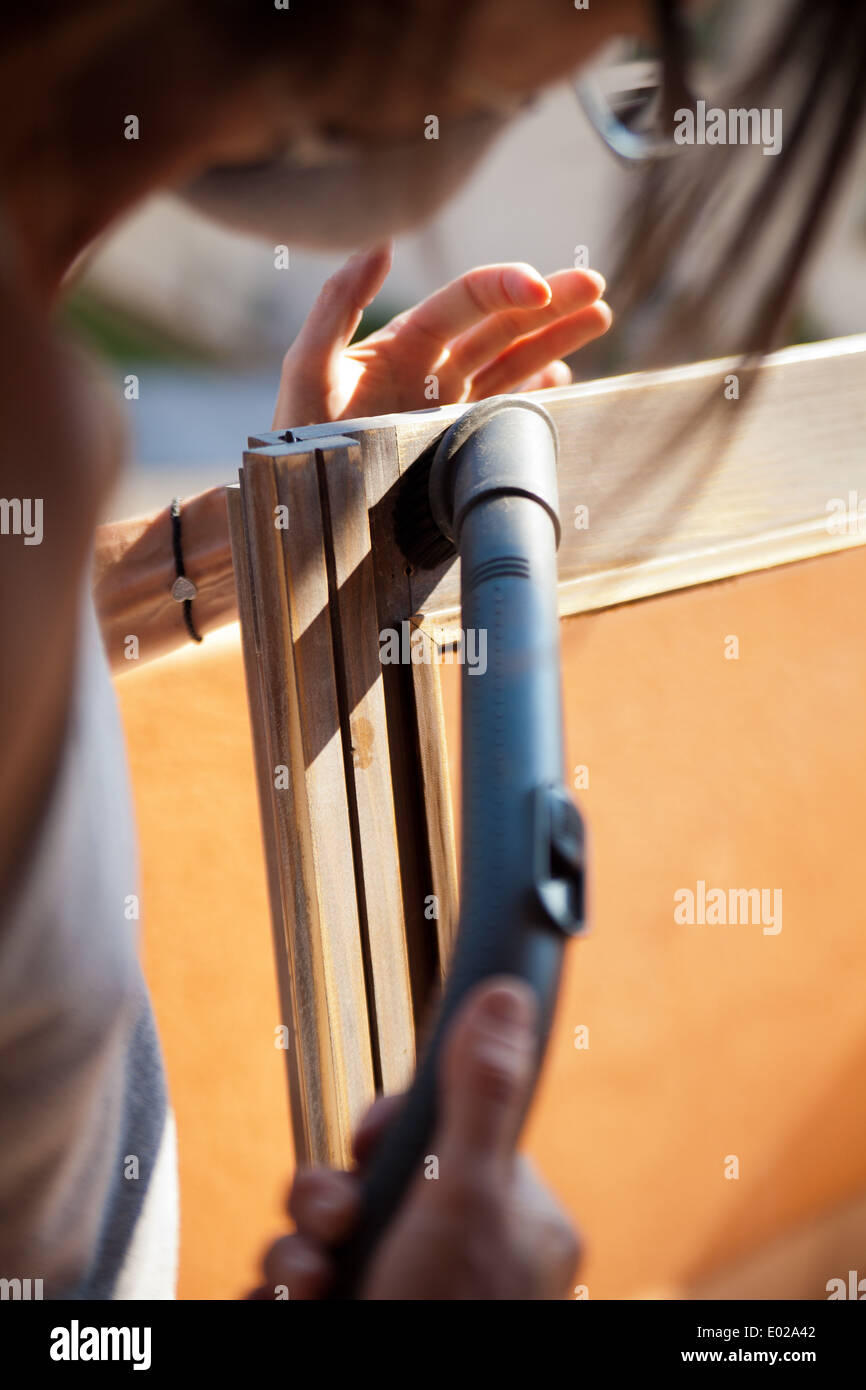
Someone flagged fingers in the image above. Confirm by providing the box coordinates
[275,256,607,429]
[509,1157,583,1300]
[288,1166,359,1245]
[389,262,551,372]
[385,264,608,402]
[295,242,393,363]
[252,1166,360,1301]
[515,360,572,393]
[352,1092,405,1169]
[253,1092,405,1301]
[259,1232,331,1301]
[468,300,611,400]
[435,977,538,1172]
[450,267,605,380]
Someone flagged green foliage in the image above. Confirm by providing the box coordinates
[59,287,216,366]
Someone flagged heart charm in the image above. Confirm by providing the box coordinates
[171,575,197,601]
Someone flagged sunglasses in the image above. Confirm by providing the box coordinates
[574,0,696,163]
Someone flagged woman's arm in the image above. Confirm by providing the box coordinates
[96,248,610,672]
[94,486,235,672]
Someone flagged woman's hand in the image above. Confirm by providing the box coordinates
[102,252,609,669]
[250,979,581,1301]
[272,243,610,429]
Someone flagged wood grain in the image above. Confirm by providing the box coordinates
[237,443,375,1166]
[270,444,377,1155]
[226,483,309,1161]
[353,423,451,1028]
[409,625,459,977]
[316,437,416,1093]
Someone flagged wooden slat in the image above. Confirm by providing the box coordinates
[240,444,376,1165]
[240,454,339,1162]
[270,444,377,1152]
[348,423,450,1028]
[316,437,416,1093]
[226,483,309,1161]
[252,421,460,1020]
[233,424,458,1171]
[250,334,866,640]
[409,625,459,977]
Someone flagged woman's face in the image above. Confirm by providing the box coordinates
[3,0,654,281]
[180,0,654,250]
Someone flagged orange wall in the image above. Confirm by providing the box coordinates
[117,631,292,1300]
[117,546,866,1299]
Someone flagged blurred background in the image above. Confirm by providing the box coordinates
[65,0,866,521]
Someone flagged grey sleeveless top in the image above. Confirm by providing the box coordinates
[0,590,178,1298]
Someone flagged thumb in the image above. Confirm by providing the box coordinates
[434,978,538,1170]
[294,241,393,364]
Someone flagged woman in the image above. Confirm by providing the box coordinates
[1,0,861,1299]
[0,0,637,1301]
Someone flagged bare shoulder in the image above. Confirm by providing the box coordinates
[0,257,123,902]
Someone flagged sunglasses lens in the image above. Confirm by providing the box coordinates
[574,38,688,163]
[600,56,663,133]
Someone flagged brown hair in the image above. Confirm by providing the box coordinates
[612,0,866,364]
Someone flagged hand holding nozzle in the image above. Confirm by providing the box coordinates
[251,978,580,1301]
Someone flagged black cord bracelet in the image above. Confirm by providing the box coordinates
[169,497,203,643]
